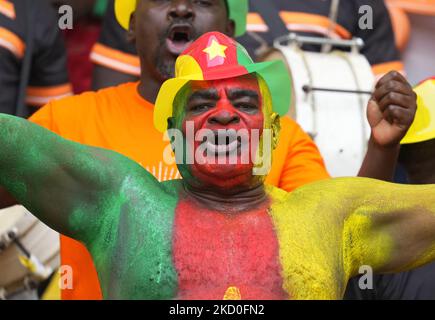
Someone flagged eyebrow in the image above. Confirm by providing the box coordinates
[226,88,259,102]
[189,88,219,101]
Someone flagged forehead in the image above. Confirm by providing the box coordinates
[189,74,260,95]
[138,0,227,9]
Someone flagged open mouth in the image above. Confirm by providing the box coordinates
[202,131,243,156]
[166,24,194,55]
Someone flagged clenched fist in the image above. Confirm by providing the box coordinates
[367,71,417,148]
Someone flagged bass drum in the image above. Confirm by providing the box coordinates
[0,205,59,299]
[275,35,375,177]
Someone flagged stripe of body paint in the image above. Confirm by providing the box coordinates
[71,178,180,299]
[172,193,288,300]
[266,186,346,300]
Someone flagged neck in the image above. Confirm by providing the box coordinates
[182,181,268,213]
[137,70,164,104]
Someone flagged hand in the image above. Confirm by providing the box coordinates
[367,71,417,148]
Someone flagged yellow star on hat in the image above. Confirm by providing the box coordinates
[203,39,228,60]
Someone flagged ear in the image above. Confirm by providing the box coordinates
[167,117,177,151]
[225,19,236,38]
[167,117,175,131]
[127,12,136,43]
[270,113,281,150]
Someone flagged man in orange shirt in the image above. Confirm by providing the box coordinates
[0,0,416,299]
[90,0,404,89]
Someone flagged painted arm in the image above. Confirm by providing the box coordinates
[0,114,149,239]
[337,178,435,279]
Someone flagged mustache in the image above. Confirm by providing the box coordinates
[154,19,197,80]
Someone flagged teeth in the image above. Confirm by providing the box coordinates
[206,140,239,155]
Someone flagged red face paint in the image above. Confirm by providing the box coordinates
[180,75,264,190]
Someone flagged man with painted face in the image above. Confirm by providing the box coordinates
[0,0,416,299]
[0,0,248,300]
[0,32,433,300]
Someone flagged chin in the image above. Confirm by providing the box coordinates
[156,55,176,80]
[192,162,255,190]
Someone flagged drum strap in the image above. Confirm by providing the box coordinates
[322,0,341,52]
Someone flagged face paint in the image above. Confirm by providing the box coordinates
[171,74,276,191]
[133,0,232,82]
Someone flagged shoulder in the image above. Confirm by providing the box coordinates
[32,0,61,39]
[286,177,402,212]
[289,177,372,195]
[279,116,311,139]
[267,178,352,228]
[33,83,136,119]
[266,184,289,202]
[273,177,352,207]
[277,116,318,150]
[55,83,135,107]
[109,152,179,205]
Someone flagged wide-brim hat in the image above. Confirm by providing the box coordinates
[401,77,435,144]
[153,32,292,132]
[114,0,248,37]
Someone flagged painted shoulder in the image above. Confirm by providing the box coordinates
[160,179,184,197]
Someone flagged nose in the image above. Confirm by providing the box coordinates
[168,0,194,21]
[208,110,240,126]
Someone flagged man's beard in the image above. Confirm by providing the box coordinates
[155,55,176,81]
[154,19,198,81]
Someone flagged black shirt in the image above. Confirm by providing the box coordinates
[345,263,435,300]
[240,0,401,68]
[0,0,71,116]
[90,0,402,77]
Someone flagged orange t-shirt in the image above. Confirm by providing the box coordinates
[30,82,329,300]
